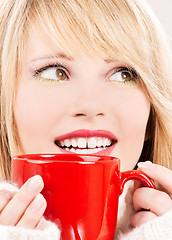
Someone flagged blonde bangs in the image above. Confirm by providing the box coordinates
[27,0,172,101]
[27,0,154,65]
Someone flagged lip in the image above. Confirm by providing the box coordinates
[55,129,117,141]
[54,129,117,155]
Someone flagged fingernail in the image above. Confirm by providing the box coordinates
[26,175,43,193]
[137,161,155,170]
[30,194,45,211]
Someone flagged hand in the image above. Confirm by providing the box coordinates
[0,175,47,229]
[131,161,172,227]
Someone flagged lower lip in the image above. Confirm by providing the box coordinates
[56,143,116,156]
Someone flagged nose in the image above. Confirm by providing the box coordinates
[70,83,105,119]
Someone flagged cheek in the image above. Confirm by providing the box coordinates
[15,90,48,132]
[14,85,65,136]
[117,89,150,135]
[110,88,150,170]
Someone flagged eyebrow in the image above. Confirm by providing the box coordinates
[31,52,74,62]
[104,58,117,63]
[31,51,115,64]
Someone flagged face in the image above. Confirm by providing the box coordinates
[14,28,150,171]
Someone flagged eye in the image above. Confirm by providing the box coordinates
[108,67,138,84]
[35,65,68,81]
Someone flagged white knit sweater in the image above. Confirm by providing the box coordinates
[0,181,172,240]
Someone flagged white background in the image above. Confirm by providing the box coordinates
[147,0,172,47]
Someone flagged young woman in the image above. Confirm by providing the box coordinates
[0,0,172,239]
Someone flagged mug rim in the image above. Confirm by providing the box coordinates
[12,153,119,164]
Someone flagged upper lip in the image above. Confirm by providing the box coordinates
[55,129,117,142]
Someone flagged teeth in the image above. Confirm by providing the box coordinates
[81,149,89,154]
[88,137,97,148]
[97,137,103,147]
[60,140,65,147]
[87,148,104,154]
[57,137,113,153]
[75,149,88,154]
[71,138,77,147]
[63,147,106,154]
[103,138,111,147]
[75,149,83,154]
[64,139,71,147]
[70,148,76,153]
[78,138,87,148]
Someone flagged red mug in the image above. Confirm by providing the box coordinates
[12,154,155,240]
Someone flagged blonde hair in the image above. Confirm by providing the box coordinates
[0,0,172,180]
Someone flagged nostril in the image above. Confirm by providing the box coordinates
[75,113,87,117]
[97,113,104,116]
[74,112,104,117]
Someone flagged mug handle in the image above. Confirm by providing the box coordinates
[120,170,156,194]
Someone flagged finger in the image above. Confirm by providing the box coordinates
[0,190,16,212]
[36,217,48,230]
[16,194,47,229]
[131,210,157,227]
[133,187,172,215]
[138,161,172,193]
[0,175,44,225]
[133,180,144,192]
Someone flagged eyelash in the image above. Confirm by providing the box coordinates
[34,64,139,84]
[34,64,69,80]
[109,67,139,84]
[115,67,138,77]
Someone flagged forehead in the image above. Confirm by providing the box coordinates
[25,27,123,73]
[26,27,57,61]
[25,24,132,70]
[23,0,152,71]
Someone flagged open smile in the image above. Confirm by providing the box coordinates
[54,129,117,155]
